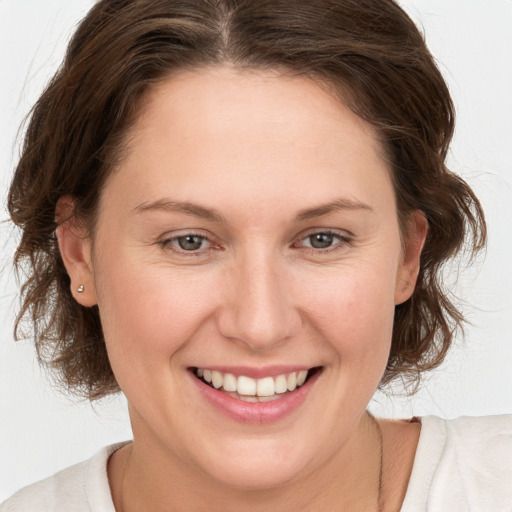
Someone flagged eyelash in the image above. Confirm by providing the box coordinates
[158,229,352,257]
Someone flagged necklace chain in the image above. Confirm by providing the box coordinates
[369,412,384,512]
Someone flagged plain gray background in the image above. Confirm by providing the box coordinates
[1,0,511,501]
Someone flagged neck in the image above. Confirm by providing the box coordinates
[109,411,384,512]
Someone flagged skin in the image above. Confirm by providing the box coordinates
[58,66,427,511]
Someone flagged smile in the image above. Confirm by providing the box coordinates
[190,366,322,423]
[194,368,313,402]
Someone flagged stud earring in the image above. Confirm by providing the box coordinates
[77,284,85,293]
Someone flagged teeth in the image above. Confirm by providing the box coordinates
[297,370,308,386]
[211,371,223,389]
[287,372,297,391]
[223,373,237,392]
[256,377,275,397]
[275,374,288,394]
[195,368,311,397]
[237,375,257,396]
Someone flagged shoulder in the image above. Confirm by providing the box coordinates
[0,443,125,512]
[423,414,512,471]
[401,415,512,512]
[418,414,512,448]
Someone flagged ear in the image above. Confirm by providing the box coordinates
[55,196,97,307]
[394,210,428,305]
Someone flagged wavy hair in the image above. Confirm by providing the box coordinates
[8,0,486,399]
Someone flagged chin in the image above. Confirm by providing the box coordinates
[195,437,312,490]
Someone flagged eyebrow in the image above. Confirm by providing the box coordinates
[133,196,373,223]
[295,198,373,221]
[134,199,226,223]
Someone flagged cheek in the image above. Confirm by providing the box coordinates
[299,264,397,362]
[93,251,218,359]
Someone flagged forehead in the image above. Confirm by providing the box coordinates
[102,66,394,220]
[130,65,383,157]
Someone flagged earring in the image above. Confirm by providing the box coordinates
[77,284,85,293]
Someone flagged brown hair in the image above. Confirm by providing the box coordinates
[8,0,486,399]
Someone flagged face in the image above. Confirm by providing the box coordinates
[61,66,425,490]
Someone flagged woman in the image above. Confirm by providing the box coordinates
[1,0,510,510]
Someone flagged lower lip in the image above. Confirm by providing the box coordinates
[190,370,321,424]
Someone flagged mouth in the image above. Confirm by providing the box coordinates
[191,366,322,403]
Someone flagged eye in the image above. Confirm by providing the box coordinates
[295,230,351,252]
[175,234,208,251]
[159,233,212,254]
[306,233,337,249]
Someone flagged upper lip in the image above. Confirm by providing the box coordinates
[190,365,319,379]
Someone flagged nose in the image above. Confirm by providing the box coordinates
[217,250,302,352]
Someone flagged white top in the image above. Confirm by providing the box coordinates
[2,415,511,511]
